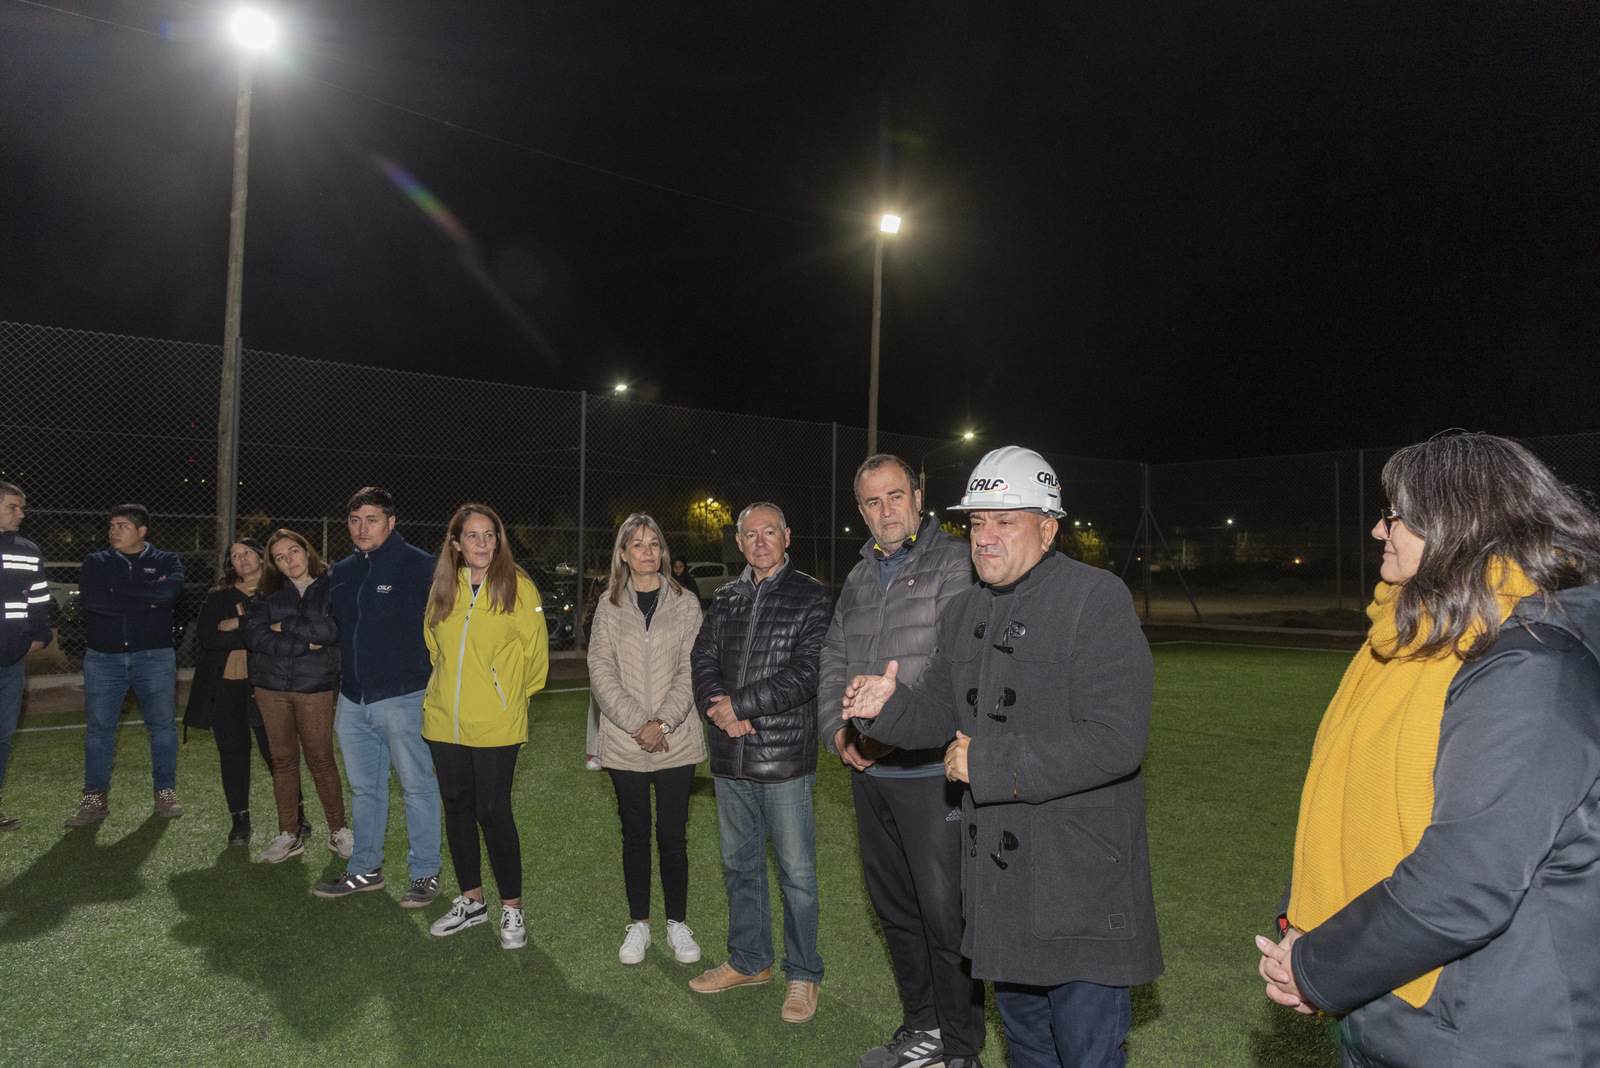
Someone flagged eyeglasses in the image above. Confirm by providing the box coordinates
[1379,507,1403,535]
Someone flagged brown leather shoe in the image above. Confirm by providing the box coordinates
[689,961,772,993]
[780,980,819,1023]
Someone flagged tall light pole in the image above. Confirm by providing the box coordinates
[919,431,975,496]
[867,212,900,456]
[215,7,276,565]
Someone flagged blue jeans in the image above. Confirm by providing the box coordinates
[335,690,441,880]
[82,647,178,793]
[993,980,1132,1068]
[0,657,24,791]
[713,773,823,984]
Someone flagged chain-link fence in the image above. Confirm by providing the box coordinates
[5,319,1599,670]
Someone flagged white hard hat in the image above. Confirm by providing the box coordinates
[951,446,1064,518]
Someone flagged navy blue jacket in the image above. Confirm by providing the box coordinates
[327,531,434,703]
[79,542,184,653]
[1,531,53,667]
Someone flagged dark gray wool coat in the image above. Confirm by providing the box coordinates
[857,550,1163,988]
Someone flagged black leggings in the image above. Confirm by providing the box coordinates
[607,763,695,923]
[211,678,274,814]
[427,740,522,901]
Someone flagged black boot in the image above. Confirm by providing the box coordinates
[228,810,251,847]
[297,801,312,841]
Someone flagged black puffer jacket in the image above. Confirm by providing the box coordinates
[244,573,340,694]
[691,557,833,783]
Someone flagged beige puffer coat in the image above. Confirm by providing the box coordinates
[588,577,707,772]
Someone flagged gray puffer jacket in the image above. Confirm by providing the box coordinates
[691,557,832,783]
[857,551,1163,989]
[818,518,974,767]
[1290,584,1600,1067]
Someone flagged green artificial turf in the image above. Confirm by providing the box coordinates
[0,646,1350,1066]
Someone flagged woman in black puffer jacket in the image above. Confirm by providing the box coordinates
[245,528,350,866]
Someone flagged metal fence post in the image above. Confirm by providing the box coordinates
[216,336,243,562]
[1357,449,1365,597]
[830,421,837,589]
[576,390,587,651]
[1334,459,1342,610]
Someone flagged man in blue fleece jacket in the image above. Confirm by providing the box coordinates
[68,503,185,826]
[314,487,443,907]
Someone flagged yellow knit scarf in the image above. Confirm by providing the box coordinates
[1287,559,1537,1009]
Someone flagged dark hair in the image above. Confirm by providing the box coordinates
[259,529,327,596]
[1383,432,1600,660]
[853,454,919,504]
[109,503,150,529]
[0,480,23,502]
[428,504,527,625]
[218,537,266,590]
[346,486,396,518]
[605,513,686,607]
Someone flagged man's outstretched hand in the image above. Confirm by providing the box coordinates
[842,660,899,721]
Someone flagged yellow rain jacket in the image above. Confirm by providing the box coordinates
[423,569,548,747]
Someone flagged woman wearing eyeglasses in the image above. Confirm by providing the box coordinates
[422,504,547,949]
[1256,433,1600,1066]
[588,513,707,967]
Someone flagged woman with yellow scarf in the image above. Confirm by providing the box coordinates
[1256,433,1600,1066]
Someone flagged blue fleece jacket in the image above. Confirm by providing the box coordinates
[327,531,434,703]
[79,542,184,653]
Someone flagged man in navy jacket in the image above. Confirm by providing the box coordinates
[0,481,52,830]
[68,503,185,826]
[315,487,442,906]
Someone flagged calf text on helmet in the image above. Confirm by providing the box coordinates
[969,478,1010,493]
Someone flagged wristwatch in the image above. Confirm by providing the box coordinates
[658,719,673,735]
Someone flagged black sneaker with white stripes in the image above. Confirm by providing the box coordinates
[312,869,384,898]
[858,1026,945,1068]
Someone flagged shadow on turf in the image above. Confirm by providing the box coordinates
[0,816,171,943]
[1250,1004,1342,1066]
[162,851,786,1063]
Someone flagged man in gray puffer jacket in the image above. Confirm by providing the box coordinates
[818,454,985,1068]
[689,501,833,1025]
[845,447,1163,1068]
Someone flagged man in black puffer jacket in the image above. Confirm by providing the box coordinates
[689,501,833,1025]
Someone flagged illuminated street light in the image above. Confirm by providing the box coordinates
[614,383,628,392]
[215,7,277,568]
[879,214,901,234]
[229,8,277,50]
[919,431,976,495]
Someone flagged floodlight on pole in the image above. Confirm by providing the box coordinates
[215,7,276,569]
[868,212,902,455]
[614,383,628,393]
[919,431,977,496]
[229,8,277,50]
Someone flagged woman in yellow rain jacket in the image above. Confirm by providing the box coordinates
[422,503,548,949]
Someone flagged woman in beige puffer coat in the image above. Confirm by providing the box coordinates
[589,513,708,967]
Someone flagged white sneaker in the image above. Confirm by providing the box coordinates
[665,919,701,963]
[429,895,489,937]
[586,755,602,771]
[500,905,526,949]
[329,827,353,858]
[619,921,651,964]
[259,831,304,864]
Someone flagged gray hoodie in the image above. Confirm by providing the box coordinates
[1292,584,1600,1067]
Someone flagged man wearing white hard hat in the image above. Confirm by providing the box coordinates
[843,446,1162,1068]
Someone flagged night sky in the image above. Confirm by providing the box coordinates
[3,0,1597,462]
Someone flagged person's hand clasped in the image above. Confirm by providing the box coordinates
[705,695,751,738]
[1255,929,1316,1014]
[842,659,899,721]
[944,731,971,783]
[633,719,668,753]
[835,725,895,771]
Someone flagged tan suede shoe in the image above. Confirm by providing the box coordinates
[689,961,772,993]
[780,980,819,1023]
